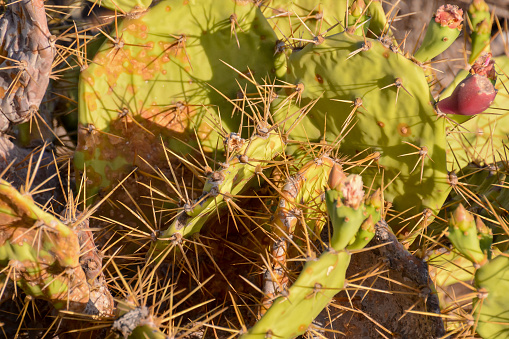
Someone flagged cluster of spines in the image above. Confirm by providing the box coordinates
[148,121,285,263]
[260,154,335,315]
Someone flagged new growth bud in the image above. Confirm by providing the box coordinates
[469,0,489,13]
[475,216,491,235]
[451,204,474,232]
[360,214,375,232]
[350,0,366,17]
[366,189,383,211]
[328,164,346,190]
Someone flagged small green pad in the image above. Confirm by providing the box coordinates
[242,250,351,339]
[474,253,509,338]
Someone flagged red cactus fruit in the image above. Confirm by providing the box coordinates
[437,74,497,115]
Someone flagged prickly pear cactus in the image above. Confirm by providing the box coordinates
[7,0,509,337]
[0,179,89,311]
[76,0,284,199]
[149,121,285,260]
[243,170,381,338]
[445,204,509,339]
[0,0,54,132]
[445,55,509,168]
[273,31,451,229]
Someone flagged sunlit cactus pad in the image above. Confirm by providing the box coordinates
[76,0,283,198]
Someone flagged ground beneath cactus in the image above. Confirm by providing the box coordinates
[314,248,443,339]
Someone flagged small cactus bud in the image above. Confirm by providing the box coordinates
[360,214,375,232]
[476,216,493,254]
[435,4,464,30]
[366,189,382,210]
[451,204,474,232]
[350,0,366,17]
[328,164,346,190]
[469,0,489,13]
[475,216,491,235]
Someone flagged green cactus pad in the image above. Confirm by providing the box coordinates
[413,4,464,63]
[0,179,89,311]
[428,249,475,288]
[77,0,283,200]
[149,125,284,259]
[273,31,450,231]
[474,253,509,338]
[243,249,350,339]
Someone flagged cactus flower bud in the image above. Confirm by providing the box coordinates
[435,4,464,29]
[475,216,491,235]
[350,0,366,18]
[360,214,375,232]
[341,175,364,209]
[328,164,346,190]
[366,189,383,211]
